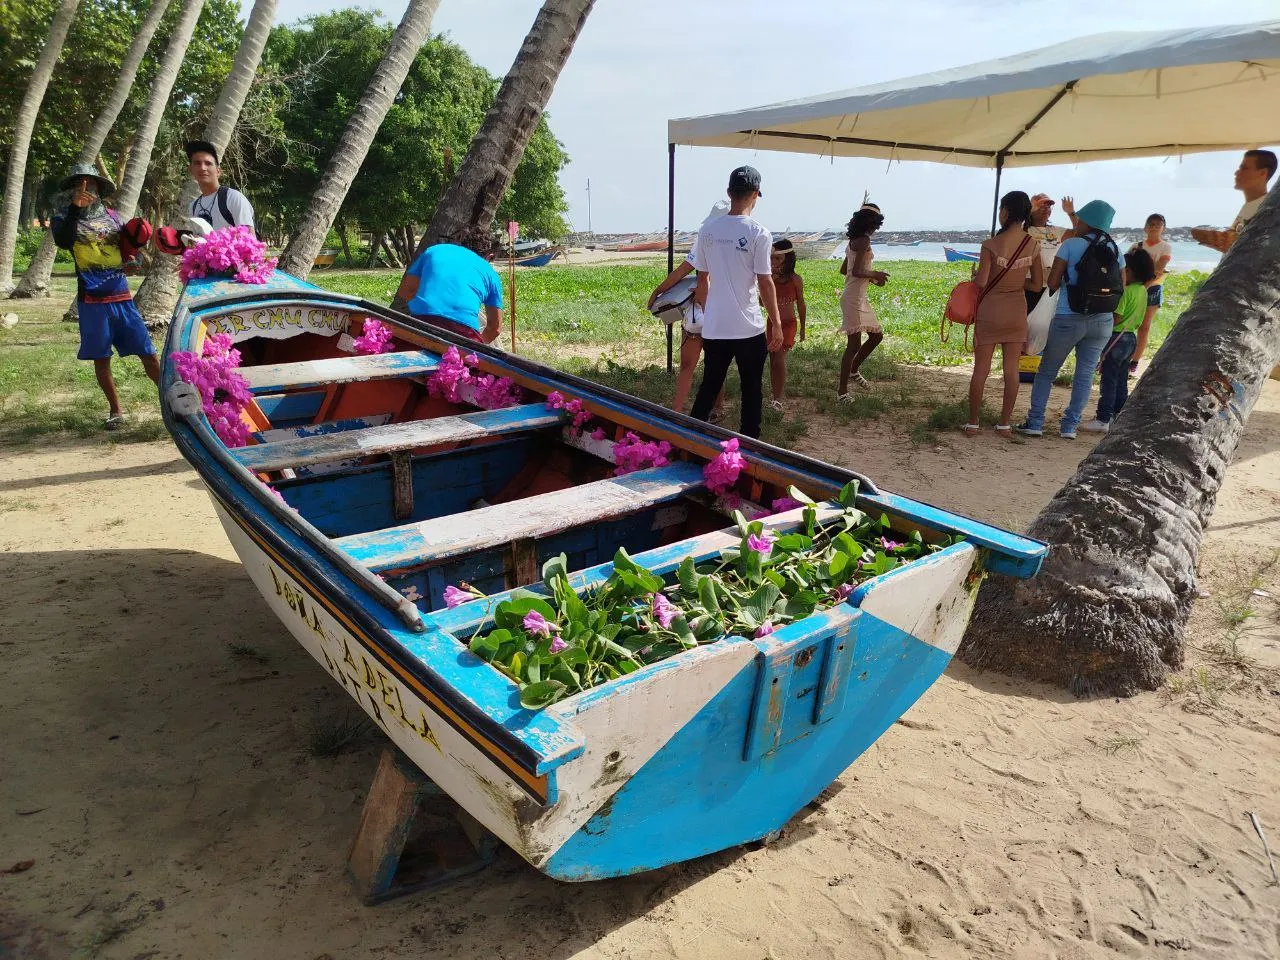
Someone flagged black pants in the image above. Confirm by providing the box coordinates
[690,334,768,438]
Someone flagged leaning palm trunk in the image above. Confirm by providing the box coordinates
[392,0,594,309]
[115,0,207,221]
[0,0,81,293]
[10,0,173,300]
[133,0,278,326]
[959,189,1280,697]
[277,0,440,280]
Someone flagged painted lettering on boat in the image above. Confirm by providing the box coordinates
[205,306,350,341]
[268,564,441,751]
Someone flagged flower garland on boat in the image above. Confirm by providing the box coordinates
[611,432,672,476]
[171,332,254,447]
[427,346,522,409]
[352,318,394,355]
[450,483,955,708]
[179,226,276,285]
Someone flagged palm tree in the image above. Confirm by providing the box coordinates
[115,0,208,221]
[9,0,173,300]
[133,0,279,325]
[0,0,81,294]
[960,188,1280,697]
[277,0,441,280]
[393,0,594,308]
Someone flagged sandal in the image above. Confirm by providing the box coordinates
[769,399,784,412]
[960,423,981,436]
[851,373,871,391]
[104,414,125,431]
[994,424,1012,435]
[836,392,854,404]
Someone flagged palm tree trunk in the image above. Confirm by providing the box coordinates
[134,0,278,326]
[0,0,81,294]
[392,0,594,310]
[10,0,173,300]
[277,0,440,280]
[959,189,1280,697]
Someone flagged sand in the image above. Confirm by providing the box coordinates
[2,373,1279,960]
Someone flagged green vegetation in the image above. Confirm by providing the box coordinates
[0,260,1201,447]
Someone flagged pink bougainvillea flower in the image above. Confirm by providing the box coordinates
[180,226,276,285]
[172,330,253,448]
[443,585,471,609]
[880,537,904,551]
[545,391,566,410]
[548,637,569,655]
[352,318,394,355]
[704,437,745,495]
[470,373,523,410]
[613,432,674,476]
[590,427,607,441]
[427,346,473,403]
[523,610,558,637]
[770,496,803,515]
[755,621,775,639]
[830,582,855,602]
[651,592,679,629]
[747,531,775,555]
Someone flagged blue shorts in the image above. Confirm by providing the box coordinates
[1146,284,1163,308]
[78,298,155,361]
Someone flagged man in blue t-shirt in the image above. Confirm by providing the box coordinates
[393,242,504,343]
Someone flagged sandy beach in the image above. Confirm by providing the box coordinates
[2,372,1279,960]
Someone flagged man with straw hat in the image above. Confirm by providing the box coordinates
[51,164,158,430]
[1017,199,1122,440]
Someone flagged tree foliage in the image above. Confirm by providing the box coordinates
[2,3,570,250]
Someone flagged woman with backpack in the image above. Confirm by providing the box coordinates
[1016,199,1123,440]
[962,191,1043,436]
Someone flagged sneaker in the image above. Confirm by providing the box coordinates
[1080,419,1110,434]
[1060,426,1078,440]
[1014,422,1043,437]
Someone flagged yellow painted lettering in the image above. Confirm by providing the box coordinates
[252,309,271,329]
[230,313,250,334]
[363,690,386,727]
[342,638,358,671]
[308,606,325,638]
[269,566,283,597]
[417,711,441,751]
[360,656,378,691]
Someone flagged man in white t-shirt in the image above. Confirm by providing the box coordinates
[689,166,781,439]
[185,140,255,232]
[1191,149,1275,253]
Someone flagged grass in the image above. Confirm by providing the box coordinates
[1088,733,1144,756]
[0,260,1200,447]
[305,711,372,757]
[1200,550,1278,674]
[228,641,269,664]
[1162,666,1235,713]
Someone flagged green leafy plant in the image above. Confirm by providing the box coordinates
[459,483,955,709]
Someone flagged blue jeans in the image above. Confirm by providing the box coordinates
[1024,313,1113,432]
[1096,331,1136,423]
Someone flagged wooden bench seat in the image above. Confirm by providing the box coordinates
[232,404,566,473]
[240,350,441,394]
[335,461,706,573]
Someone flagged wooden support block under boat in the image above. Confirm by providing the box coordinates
[232,404,568,472]
[238,349,442,394]
[335,461,707,573]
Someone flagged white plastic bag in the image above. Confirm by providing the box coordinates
[1026,288,1059,356]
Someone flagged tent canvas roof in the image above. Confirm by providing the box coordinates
[667,21,1280,168]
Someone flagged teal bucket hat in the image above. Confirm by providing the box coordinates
[58,163,115,197]
[1075,199,1115,234]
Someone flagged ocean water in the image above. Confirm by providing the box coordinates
[864,240,1221,273]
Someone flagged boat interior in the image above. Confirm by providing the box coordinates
[192,301,863,616]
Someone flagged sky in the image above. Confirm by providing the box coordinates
[261,0,1278,233]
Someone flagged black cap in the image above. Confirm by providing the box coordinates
[184,139,218,163]
[728,165,762,197]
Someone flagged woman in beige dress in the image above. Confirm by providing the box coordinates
[964,191,1043,435]
[837,203,888,398]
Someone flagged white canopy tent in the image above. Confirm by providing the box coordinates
[660,19,1280,367]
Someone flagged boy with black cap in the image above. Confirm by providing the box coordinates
[184,140,254,231]
[51,164,159,429]
[689,165,782,439]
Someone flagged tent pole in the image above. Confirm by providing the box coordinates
[666,142,676,373]
[990,155,1005,236]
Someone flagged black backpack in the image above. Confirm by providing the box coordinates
[1067,232,1123,315]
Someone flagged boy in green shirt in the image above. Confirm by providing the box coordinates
[1082,248,1156,433]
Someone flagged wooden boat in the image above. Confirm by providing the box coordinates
[943,245,981,263]
[873,238,923,247]
[610,236,667,253]
[513,245,563,268]
[161,271,1046,882]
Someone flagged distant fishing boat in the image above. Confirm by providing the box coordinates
[943,246,981,264]
[514,246,564,268]
[874,239,922,247]
[161,271,1046,882]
